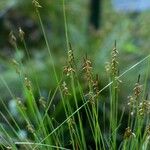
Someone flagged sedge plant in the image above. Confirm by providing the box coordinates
[0,0,150,150]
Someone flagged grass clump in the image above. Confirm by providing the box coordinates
[0,0,150,150]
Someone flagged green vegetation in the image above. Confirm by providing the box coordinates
[0,0,150,149]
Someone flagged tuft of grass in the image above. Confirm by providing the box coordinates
[0,0,150,150]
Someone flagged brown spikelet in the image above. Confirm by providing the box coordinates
[146,124,150,136]
[24,77,32,91]
[63,65,75,77]
[61,81,71,96]
[111,40,119,77]
[92,74,99,95]
[16,97,26,110]
[26,123,35,133]
[82,54,93,83]
[133,75,142,98]
[124,127,135,139]
[68,42,75,65]
[18,27,25,41]
[39,97,47,108]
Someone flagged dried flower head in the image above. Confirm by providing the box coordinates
[124,127,135,139]
[39,97,47,108]
[133,83,142,98]
[61,81,70,96]
[138,100,150,117]
[127,96,135,106]
[127,96,136,116]
[26,123,35,133]
[146,124,150,136]
[82,54,93,83]
[127,75,143,116]
[92,74,99,95]
[111,41,119,77]
[63,65,75,77]
[32,0,42,8]
[63,43,76,77]
[16,98,26,110]
[133,74,142,98]
[68,43,75,65]
[24,77,32,91]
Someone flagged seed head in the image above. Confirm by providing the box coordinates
[133,75,142,98]
[18,27,25,41]
[124,127,135,139]
[111,41,119,77]
[68,43,75,65]
[9,31,17,47]
[61,81,70,96]
[26,123,35,133]
[63,65,75,77]
[32,0,42,8]
[92,74,99,95]
[146,124,150,136]
[16,98,26,110]
[138,100,150,117]
[24,77,32,91]
[82,55,93,83]
[39,97,47,108]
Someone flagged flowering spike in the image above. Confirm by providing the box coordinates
[18,27,25,41]
[32,0,42,8]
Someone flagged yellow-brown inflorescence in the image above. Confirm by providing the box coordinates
[111,41,119,77]
[63,65,75,77]
[82,54,101,104]
[32,0,42,8]
[68,43,75,66]
[26,123,35,133]
[61,81,71,96]
[138,98,150,117]
[63,43,75,77]
[128,75,143,116]
[105,41,122,90]
[92,74,99,95]
[146,124,150,137]
[82,54,93,84]
[39,97,47,108]
[16,97,26,111]
[124,127,135,139]
[24,77,32,91]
